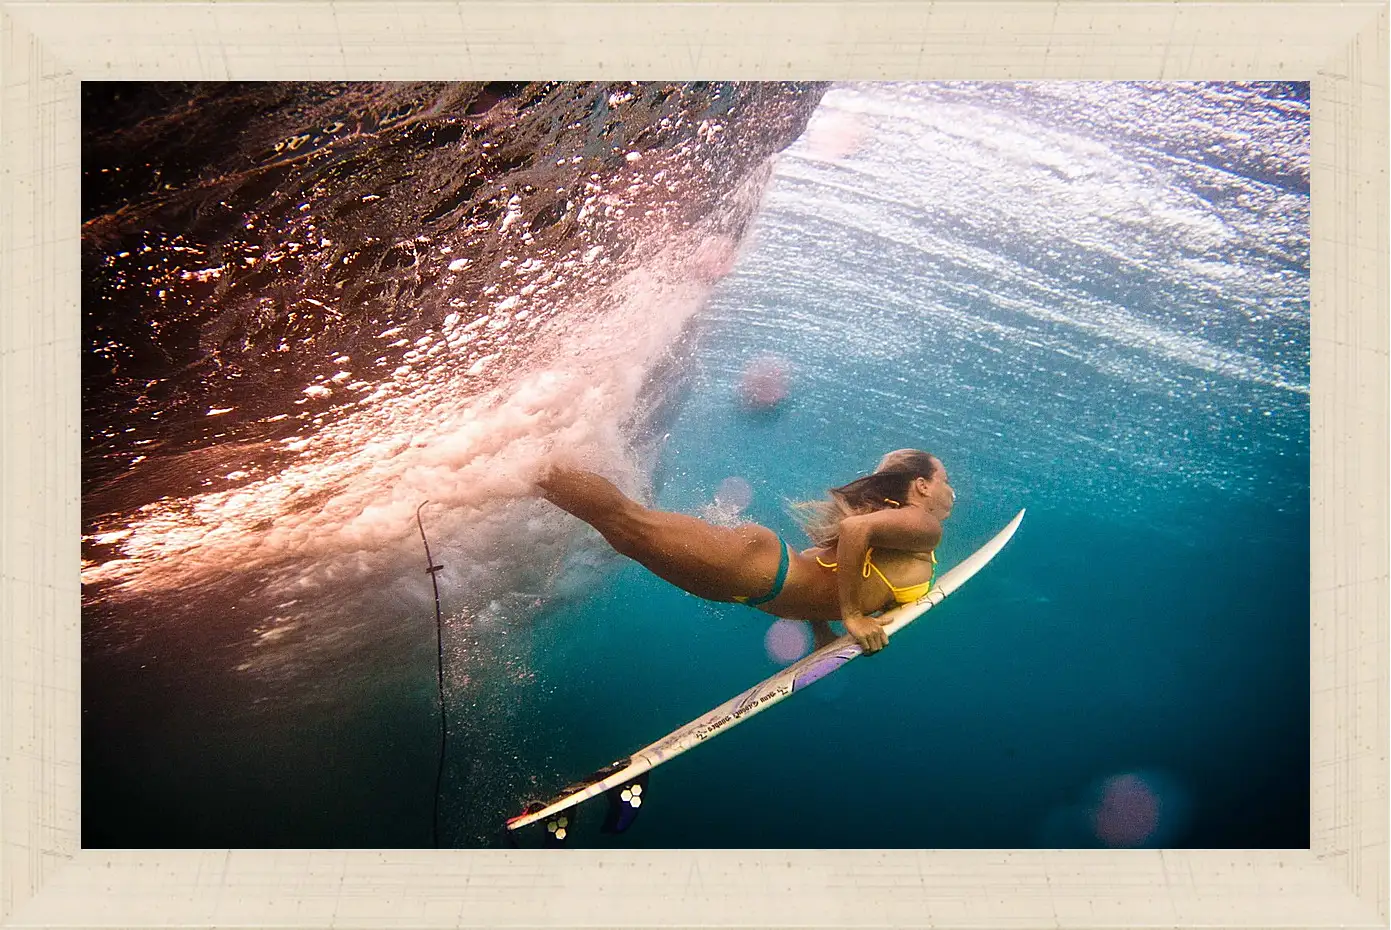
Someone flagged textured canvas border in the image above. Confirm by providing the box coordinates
[1,2,1385,927]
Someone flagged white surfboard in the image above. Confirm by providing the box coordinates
[506,508,1026,837]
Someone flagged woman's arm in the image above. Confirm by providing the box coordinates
[834,507,942,653]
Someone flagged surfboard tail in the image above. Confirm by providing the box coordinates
[506,756,639,833]
[504,801,571,845]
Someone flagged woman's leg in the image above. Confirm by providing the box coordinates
[538,466,785,603]
[811,619,837,649]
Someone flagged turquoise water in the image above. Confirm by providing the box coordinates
[494,83,1308,848]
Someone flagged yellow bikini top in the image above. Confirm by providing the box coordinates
[815,547,936,604]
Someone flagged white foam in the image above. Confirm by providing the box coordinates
[83,228,735,616]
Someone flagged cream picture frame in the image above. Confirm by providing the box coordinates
[2,2,1385,927]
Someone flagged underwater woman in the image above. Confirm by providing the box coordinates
[536,448,955,654]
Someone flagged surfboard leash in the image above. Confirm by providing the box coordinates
[415,500,448,848]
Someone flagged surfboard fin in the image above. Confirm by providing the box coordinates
[600,772,649,834]
[541,812,574,846]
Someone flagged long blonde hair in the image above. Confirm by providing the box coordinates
[789,450,939,549]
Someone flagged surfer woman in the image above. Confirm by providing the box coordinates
[537,449,955,654]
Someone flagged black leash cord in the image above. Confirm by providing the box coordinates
[415,500,447,848]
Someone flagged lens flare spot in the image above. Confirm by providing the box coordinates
[1092,774,1159,847]
[714,476,753,512]
[764,619,812,665]
[1039,771,1191,848]
[739,355,790,409]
